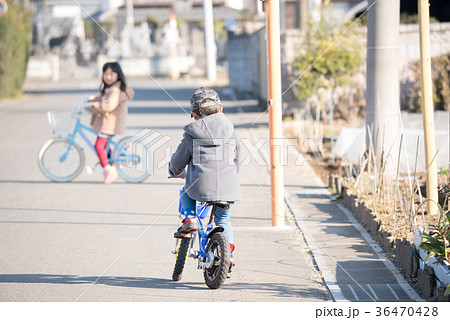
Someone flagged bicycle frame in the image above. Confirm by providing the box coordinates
[40,99,149,183]
[178,202,223,269]
[55,103,128,165]
[171,189,231,288]
[194,207,213,257]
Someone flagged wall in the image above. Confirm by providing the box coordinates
[399,22,450,80]
[26,55,60,81]
[227,22,450,108]
[226,28,267,101]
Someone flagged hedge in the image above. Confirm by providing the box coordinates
[0,2,32,99]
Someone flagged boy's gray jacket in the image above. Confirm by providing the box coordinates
[169,113,242,202]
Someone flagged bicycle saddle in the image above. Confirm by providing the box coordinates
[205,201,231,210]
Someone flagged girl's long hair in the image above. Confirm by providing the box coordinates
[100,62,127,95]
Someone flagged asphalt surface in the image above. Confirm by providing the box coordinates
[0,78,424,303]
[0,79,330,302]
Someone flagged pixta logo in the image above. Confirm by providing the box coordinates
[123,129,326,175]
[125,129,172,175]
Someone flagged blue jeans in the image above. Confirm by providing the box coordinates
[180,187,234,244]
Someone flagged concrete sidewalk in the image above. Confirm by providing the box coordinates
[243,121,423,302]
[224,122,331,301]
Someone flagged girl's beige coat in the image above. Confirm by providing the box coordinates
[90,82,134,135]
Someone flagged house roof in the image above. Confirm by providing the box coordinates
[117,3,241,23]
[133,0,226,5]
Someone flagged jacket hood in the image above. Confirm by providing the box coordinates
[183,113,234,144]
[124,85,135,100]
[110,81,135,101]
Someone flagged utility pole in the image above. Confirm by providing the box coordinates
[203,0,216,82]
[44,0,49,52]
[366,0,401,172]
[299,0,308,31]
[418,0,438,215]
[265,0,285,227]
[125,0,134,55]
[170,12,179,81]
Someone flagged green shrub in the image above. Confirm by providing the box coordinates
[419,201,450,295]
[292,14,364,104]
[401,53,450,112]
[400,13,439,24]
[0,2,32,99]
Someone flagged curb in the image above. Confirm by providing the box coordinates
[232,90,334,301]
[283,147,424,301]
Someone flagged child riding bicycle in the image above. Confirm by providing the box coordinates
[169,87,241,271]
[84,62,134,184]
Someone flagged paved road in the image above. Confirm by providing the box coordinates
[0,79,330,302]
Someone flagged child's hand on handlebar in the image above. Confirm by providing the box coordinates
[168,167,186,179]
[84,95,97,110]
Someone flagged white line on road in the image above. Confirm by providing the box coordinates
[387,283,400,300]
[367,284,379,300]
[348,285,359,301]
[335,202,425,302]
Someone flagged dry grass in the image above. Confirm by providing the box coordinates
[284,118,449,258]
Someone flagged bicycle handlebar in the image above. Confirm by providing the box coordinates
[73,96,91,118]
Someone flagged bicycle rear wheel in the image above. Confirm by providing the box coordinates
[112,136,150,183]
[203,232,231,289]
[172,237,191,281]
[38,137,85,182]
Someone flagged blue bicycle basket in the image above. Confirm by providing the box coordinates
[178,189,210,219]
[196,203,210,219]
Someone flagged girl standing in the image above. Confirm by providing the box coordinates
[85,62,134,184]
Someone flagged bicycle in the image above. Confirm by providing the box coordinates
[171,190,232,289]
[38,98,151,183]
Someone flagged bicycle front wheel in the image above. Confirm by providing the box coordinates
[112,137,151,183]
[203,232,231,289]
[38,138,85,182]
[172,237,191,281]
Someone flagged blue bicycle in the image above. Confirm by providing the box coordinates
[171,194,231,289]
[38,98,150,183]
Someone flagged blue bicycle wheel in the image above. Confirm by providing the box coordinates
[112,136,151,183]
[38,137,85,182]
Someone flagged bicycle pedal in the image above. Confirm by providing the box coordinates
[86,162,99,175]
[86,166,94,175]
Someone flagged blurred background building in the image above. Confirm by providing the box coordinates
[27,0,246,79]
[25,0,450,104]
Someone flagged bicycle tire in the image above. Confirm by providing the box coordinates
[38,137,85,182]
[112,136,150,183]
[172,237,191,281]
[203,232,231,289]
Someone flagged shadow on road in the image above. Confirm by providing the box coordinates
[0,179,312,189]
[0,206,177,218]
[24,88,194,101]
[0,273,329,299]
[0,273,201,290]
[128,105,260,115]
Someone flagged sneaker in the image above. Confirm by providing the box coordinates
[104,166,118,184]
[173,216,198,238]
